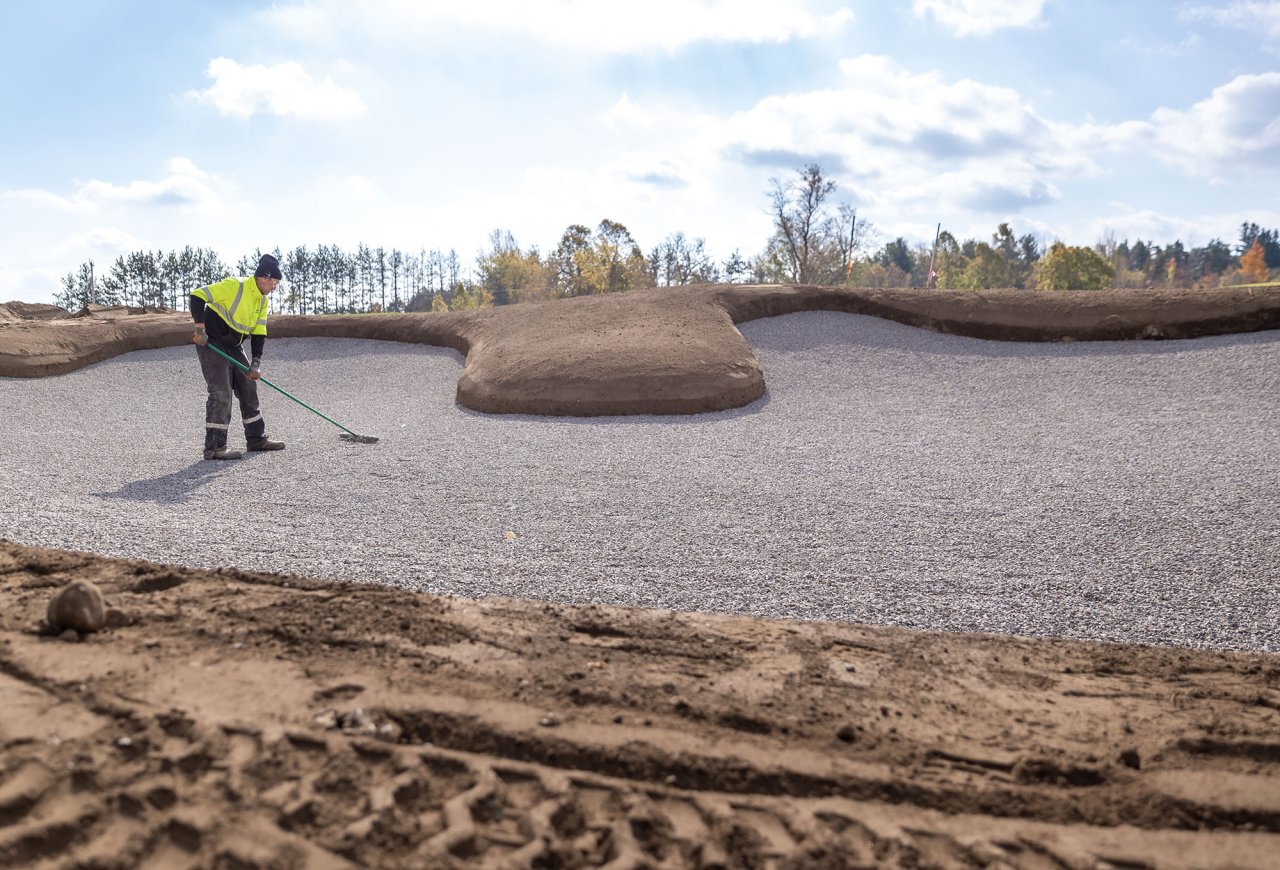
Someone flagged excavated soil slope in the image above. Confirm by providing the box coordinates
[3,284,1278,416]
[2,541,1279,868]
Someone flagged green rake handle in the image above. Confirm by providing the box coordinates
[202,340,369,441]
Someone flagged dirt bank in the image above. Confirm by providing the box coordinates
[3,540,1278,867]
[3,284,1277,415]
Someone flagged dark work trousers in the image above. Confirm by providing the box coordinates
[196,342,266,451]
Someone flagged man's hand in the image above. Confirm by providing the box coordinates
[248,357,262,381]
[192,327,208,347]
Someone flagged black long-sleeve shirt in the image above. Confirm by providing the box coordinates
[190,295,265,360]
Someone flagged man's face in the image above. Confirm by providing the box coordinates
[255,276,280,293]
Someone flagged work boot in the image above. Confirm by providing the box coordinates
[247,438,286,452]
[203,447,243,460]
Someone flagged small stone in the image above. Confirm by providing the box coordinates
[1118,748,1141,770]
[59,629,81,643]
[47,580,107,633]
[104,608,133,628]
[539,713,560,727]
[339,708,375,734]
[836,724,857,743]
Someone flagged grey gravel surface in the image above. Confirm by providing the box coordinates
[2,311,1277,651]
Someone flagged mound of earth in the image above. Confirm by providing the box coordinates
[0,301,71,323]
[2,285,1278,865]
[3,540,1278,867]
[2,283,1277,415]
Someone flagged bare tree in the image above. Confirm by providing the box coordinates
[763,164,854,284]
[649,232,718,286]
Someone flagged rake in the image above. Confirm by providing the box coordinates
[203,342,379,444]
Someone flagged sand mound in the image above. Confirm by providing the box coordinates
[0,301,71,323]
[3,284,1277,415]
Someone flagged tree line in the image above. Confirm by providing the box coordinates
[55,165,1279,312]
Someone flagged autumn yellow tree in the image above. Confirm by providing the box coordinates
[447,284,494,310]
[1240,239,1269,283]
[1034,243,1114,291]
[476,230,551,304]
[549,220,652,296]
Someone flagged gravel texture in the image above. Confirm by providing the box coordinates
[3,311,1277,651]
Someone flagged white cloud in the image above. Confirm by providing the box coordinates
[1085,205,1280,247]
[1091,210,1212,246]
[610,152,694,189]
[0,266,63,299]
[341,175,380,198]
[258,0,854,52]
[2,159,225,213]
[524,151,699,211]
[706,55,1088,218]
[186,57,366,120]
[1088,72,1280,175]
[600,94,658,129]
[912,0,1048,36]
[1181,2,1280,38]
[702,56,1280,230]
[3,189,78,211]
[53,227,150,257]
[0,229,150,304]
[598,93,722,144]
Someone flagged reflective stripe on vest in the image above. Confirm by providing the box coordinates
[207,280,245,332]
[193,278,268,337]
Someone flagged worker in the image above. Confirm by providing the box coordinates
[189,254,287,460]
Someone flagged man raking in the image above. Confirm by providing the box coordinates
[190,254,287,461]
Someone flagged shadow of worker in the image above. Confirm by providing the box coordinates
[94,459,244,505]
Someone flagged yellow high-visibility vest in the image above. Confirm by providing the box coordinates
[191,278,268,336]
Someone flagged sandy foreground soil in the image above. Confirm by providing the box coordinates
[2,285,1280,868]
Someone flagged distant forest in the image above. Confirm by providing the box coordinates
[55,165,1280,313]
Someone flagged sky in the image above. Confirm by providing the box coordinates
[3,0,1279,303]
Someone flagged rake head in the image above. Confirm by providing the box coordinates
[339,433,380,444]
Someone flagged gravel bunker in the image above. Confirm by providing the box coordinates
[2,311,1277,651]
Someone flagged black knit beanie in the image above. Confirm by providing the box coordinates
[254,254,283,280]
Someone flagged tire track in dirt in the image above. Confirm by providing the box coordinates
[3,540,1279,867]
